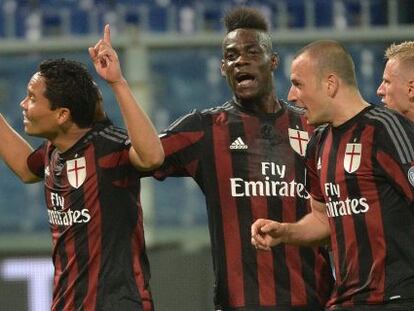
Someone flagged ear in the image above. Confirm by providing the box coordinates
[271,52,279,71]
[56,107,71,125]
[408,80,414,100]
[326,74,339,98]
[220,59,226,77]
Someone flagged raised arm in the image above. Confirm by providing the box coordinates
[88,24,164,170]
[0,114,40,183]
[251,197,330,250]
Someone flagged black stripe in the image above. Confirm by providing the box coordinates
[71,184,90,310]
[55,239,69,311]
[94,137,143,310]
[288,110,319,304]
[202,113,229,308]
[227,112,258,305]
[345,125,373,302]
[325,132,348,299]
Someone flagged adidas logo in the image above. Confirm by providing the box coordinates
[230,137,248,150]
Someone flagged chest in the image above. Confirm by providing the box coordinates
[209,115,309,181]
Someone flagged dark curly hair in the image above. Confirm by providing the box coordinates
[39,58,99,128]
[224,7,269,33]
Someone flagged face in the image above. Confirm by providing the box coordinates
[20,72,62,139]
[288,54,331,125]
[377,58,411,114]
[221,29,277,105]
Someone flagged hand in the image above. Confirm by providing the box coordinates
[251,218,286,251]
[89,24,123,84]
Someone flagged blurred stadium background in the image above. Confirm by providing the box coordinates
[0,0,413,310]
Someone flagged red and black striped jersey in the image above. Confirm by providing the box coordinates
[306,105,414,309]
[154,100,334,310]
[27,120,153,311]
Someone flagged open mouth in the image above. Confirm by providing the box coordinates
[235,73,256,87]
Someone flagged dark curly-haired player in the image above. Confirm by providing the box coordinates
[147,7,334,311]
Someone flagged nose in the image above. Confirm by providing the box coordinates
[287,86,297,102]
[376,82,384,97]
[20,96,28,109]
[235,52,250,66]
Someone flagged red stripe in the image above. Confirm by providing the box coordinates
[51,246,62,309]
[278,115,307,305]
[335,128,358,307]
[362,127,386,302]
[314,248,332,305]
[378,152,414,201]
[132,197,153,311]
[213,120,244,307]
[62,227,77,310]
[283,196,306,306]
[162,131,204,156]
[320,131,341,305]
[83,146,101,310]
[98,150,130,167]
[242,114,276,306]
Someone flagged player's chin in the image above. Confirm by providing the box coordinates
[24,126,39,137]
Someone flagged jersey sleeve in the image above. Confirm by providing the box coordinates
[153,110,205,180]
[27,142,47,178]
[373,111,414,202]
[304,128,325,203]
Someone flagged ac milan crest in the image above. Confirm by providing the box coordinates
[344,143,362,173]
[288,128,309,156]
[66,157,86,188]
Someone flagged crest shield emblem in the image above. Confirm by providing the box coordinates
[66,157,86,188]
[344,143,362,173]
[288,128,309,156]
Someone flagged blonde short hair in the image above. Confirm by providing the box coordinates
[385,41,414,65]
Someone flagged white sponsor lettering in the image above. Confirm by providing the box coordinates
[323,183,370,217]
[48,192,91,226]
[261,162,286,178]
[230,177,309,198]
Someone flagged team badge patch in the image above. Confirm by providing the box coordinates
[288,128,309,156]
[408,166,414,187]
[344,143,362,173]
[66,157,86,189]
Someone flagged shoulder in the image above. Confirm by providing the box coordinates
[306,123,329,154]
[364,106,414,163]
[364,105,413,129]
[163,101,233,133]
[364,106,414,139]
[87,122,130,149]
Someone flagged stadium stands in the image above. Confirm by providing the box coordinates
[0,0,412,38]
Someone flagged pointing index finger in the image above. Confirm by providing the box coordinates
[103,24,111,45]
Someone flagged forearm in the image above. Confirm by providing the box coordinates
[109,79,164,169]
[282,212,330,246]
[0,114,39,182]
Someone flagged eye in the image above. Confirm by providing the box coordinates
[247,48,260,56]
[225,52,237,61]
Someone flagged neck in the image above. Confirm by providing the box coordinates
[404,106,414,123]
[331,91,370,127]
[235,91,280,113]
[50,126,91,153]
